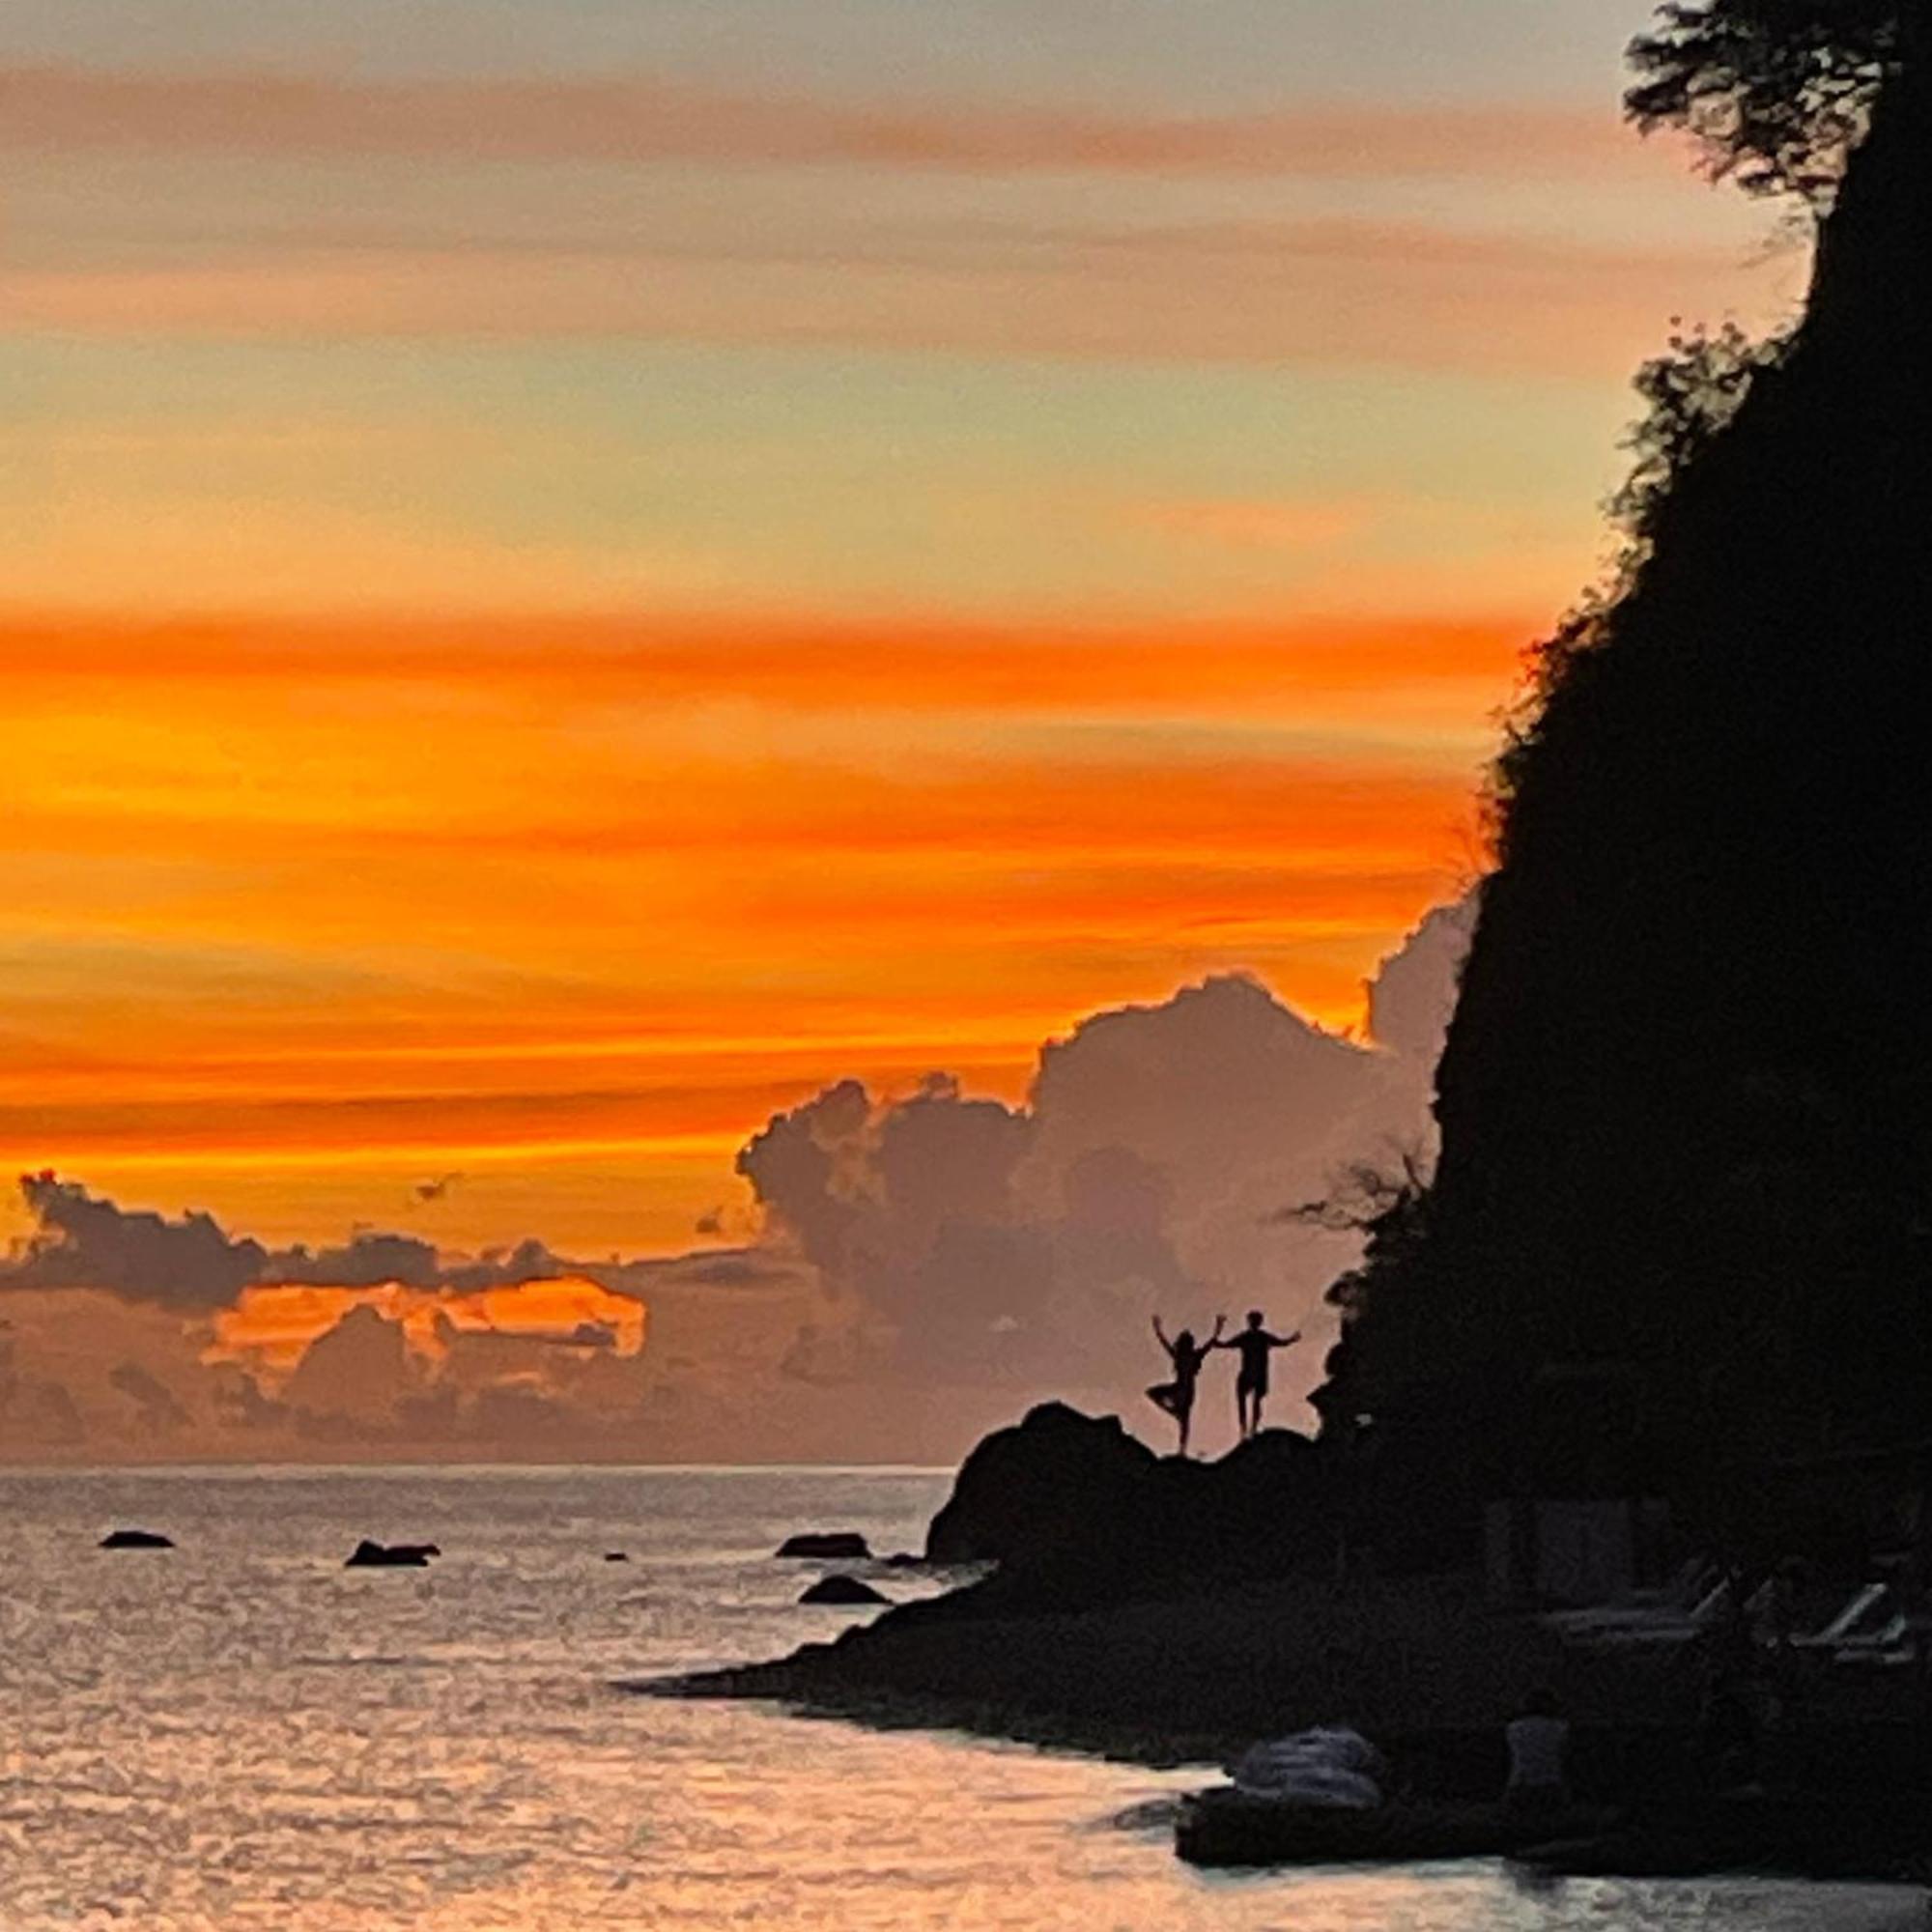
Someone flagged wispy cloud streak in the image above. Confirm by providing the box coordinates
[4,64,1660,180]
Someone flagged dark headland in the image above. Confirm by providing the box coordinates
[657,1405,1924,1773]
[653,6,1932,1879]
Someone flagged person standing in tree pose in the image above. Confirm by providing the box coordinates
[1147,1315,1223,1457]
[1214,1309,1301,1440]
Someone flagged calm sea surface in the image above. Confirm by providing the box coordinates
[0,1465,1921,1930]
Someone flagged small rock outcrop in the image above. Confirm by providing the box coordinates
[345,1539,439,1569]
[925,1403,1154,1567]
[799,1574,889,1606]
[99,1528,174,1550]
[604,1551,630,1563]
[922,1403,1336,1605]
[776,1531,872,1561]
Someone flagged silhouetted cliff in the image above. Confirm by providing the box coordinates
[1321,13,1932,1513]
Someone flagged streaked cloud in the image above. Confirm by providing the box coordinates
[3,64,1666,180]
[0,604,1492,1227]
[0,609,1525,710]
[1,215,1792,377]
[0,6,1789,1378]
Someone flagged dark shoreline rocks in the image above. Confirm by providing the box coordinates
[658,1568,1597,1757]
[1175,1784,1932,1882]
[800,1575,890,1606]
[645,1401,1932,1888]
[923,1403,1333,1606]
[777,1531,872,1561]
[651,1592,1932,1881]
[99,1528,174,1549]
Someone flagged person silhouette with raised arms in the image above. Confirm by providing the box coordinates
[1213,1309,1301,1440]
[1147,1314,1223,1458]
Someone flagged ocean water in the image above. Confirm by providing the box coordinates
[0,1465,1921,1932]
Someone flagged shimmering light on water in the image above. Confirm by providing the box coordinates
[1,1467,1921,1929]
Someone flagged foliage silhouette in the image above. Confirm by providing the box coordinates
[1627,0,1909,202]
[1317,4,1932,1529]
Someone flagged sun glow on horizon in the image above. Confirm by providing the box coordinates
[0,604,1498,1250]
[0,0,1804,1274]
[210,1276,647,1374]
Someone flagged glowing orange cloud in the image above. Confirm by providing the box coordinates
[0,607,1495,1247]
[212,1276,645,1374]
[0,609,1523,708]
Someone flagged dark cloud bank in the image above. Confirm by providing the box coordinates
[5,1176,576,1309]
[1,899,1471,1458]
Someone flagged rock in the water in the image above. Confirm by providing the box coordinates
[604,1550,630,1562]
[345,1539,437,1568]
[800,1574,889,1605]
[776,1531,872,1561]
[99,1528,173,1550]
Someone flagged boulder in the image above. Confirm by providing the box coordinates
[800,1574,889,1606]
[99,1528,173,1550]
[923,1402,1157,1570]
[604,1551,630,1563]
[345,1539,437,1568]
[922,1405,1338,1606]
[1160,1427,1331,1578]
[776,1531,872,1561]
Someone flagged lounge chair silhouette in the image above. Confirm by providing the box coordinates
[1565,1573,1739,1650]
[1546,1556,1718,1635]
[1789,1580,1890,1650]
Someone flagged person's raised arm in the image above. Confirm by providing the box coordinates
[1151,1314,1171,1354]
[1209,1314,1228,1343]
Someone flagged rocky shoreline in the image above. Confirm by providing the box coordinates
[638,1405,1931,1881]
[644,1565,1930,1879]
[648,1566,1726,1780]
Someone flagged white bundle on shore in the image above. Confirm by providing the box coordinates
[1229,1726,1385,1809]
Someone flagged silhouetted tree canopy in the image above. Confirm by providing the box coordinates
[1318,7,1931,1525]
[1627,0,1912,201]
[1492,320,1789,836]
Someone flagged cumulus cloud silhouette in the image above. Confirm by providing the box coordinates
[108,1358,191,1432]
[1364,894,1479,1060]
[0,1323,87,1447]
[736,904,1472,1412]
[2,1177,580,1307]
[5,1172,267,1307]
[0,897,1471,1458]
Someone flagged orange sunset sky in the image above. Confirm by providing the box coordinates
[0,0,1807,1457]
